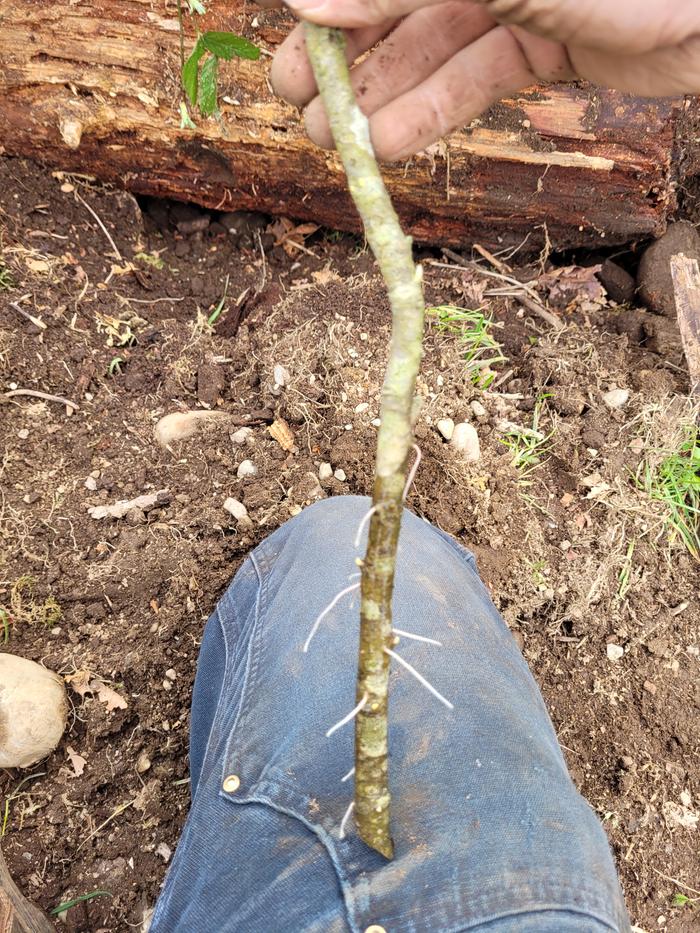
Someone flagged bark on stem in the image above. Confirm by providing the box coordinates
[304,23,425,859]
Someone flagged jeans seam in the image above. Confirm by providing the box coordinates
[220,549,267,786]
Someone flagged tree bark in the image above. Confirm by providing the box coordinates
[0,0,697,250]
[0,849,53,933]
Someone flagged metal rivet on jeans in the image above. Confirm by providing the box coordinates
[365,926,387,933]
[222,774,240,793]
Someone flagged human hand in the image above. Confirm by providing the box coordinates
[262,0,700,161]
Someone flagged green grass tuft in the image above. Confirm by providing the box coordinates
[428,305,507,388]
[638,425,699,559]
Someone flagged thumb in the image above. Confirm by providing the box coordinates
[472,0,700,55]
[283,0,450,28]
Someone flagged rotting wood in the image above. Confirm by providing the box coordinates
[0,849,54,933]
[0,2,697,250]
[670,253,700,400]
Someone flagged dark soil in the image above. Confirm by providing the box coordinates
[1,158,698,932]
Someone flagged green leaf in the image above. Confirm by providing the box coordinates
[51,891,111,916]
[201,31,260,61]
[182,37,205,105]
[672,893,690,907]
[198,54,218,116]
[186,0,206,13]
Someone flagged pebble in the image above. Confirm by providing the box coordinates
[237,460,258,479]
[273,364,290,388]
[230,427,253,445]
[223,497,252,528]
[136,751,151,773]
[17,429,29,440]
[371,418,381,427]
[606,643,624,662]
[318,462,333,481]
[597,259,636,305]
[154,410,231,448]
[84,476,98,491]
[603,388,630,409]
[450,422,481,462]
[436,418,455,441]
[165,669,176,680]
[470,400,487,418]
[334,469,347,482]
[354,402,369,414]
[643,680,657,696]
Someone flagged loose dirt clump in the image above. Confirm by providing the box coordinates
[1,158,698,931]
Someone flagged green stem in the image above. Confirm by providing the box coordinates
[176,0,185,75]
[304,23,425,859]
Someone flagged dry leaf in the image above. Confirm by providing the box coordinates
[26,258,50,273]
[268,418,296,453]
[311,266,340,286]
[88,490,169,520]
[91,680,127,712]
[65,669,92,697]
[66,746,87,777]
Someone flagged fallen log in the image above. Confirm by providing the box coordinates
[0,1,697,250]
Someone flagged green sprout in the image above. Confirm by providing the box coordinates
[500,395,553,480]
[0,260,14,291]
[671,893,697,908]
[51,891,112,916]
[134,250,164,270]
[428,305,507,388]
[207,274,229,326]
[182,31,260,117]
[638,425,699,559]
[108,356,125,376]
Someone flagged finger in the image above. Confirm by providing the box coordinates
[271,20,397,106]
[284,0,449,29]
[304,2,495,149]
[336,25,573,161]
[571,34,700,96]
[473,0,700,55]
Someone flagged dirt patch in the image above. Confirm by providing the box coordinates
[1,157,699,932]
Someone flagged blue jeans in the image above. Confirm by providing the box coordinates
[151,497,630,932]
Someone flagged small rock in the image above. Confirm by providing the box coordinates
[273,364,290,388]
[156,842,172,863]
[154,410,232,448]
[643,680,657,696]
[470,400,486,418]
[606,643,624,662]
[165,669,176,681]
[637,221,700,316]
[84,475,98,491]
[597,259,636,305]
[334,469,347,482]
[436,418,455,441]
[177,215,210,236]
[136,751,151,773]
[237,460,257,479]
[223,497,249,522]
[354,402,369,414]
[231,427,253,445]
[371,418,381,427]
[17,428,29,440]
[319,462,333,481]
[603,388,630,409]
[450,422,480,462]
[126,507,147,526]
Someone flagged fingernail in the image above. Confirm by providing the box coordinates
[285,0,327,11]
